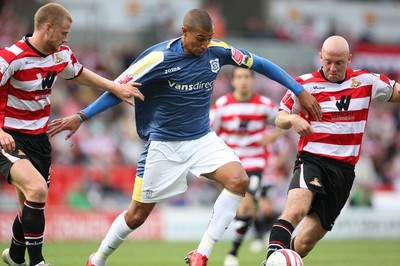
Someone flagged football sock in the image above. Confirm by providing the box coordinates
[9,212,26,264]
[290,236,296,251]
[93,211,132,265]
[267,219,294,258]
[197,189,244,257]
[229,215,252,256]
[21,200,45,266]
[254,215,265,240]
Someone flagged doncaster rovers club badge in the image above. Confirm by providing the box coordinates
[209,58,220,73]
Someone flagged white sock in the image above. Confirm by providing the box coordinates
[197,189,243,257]
[92,211,133,265]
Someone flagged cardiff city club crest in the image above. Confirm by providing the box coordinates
[209,58,220,73]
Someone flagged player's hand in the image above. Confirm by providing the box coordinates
[297,90,321,121]
[290,115,314,136]
[47,115,82,140]
[0,129,15,153]
[112,82,144,106]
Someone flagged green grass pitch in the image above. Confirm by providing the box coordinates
[1,239,400,265]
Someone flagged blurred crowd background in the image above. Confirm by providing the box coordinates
[1,0,400,212]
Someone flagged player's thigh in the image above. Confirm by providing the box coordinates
[135,141,190,203]
[190,132,247,191]
[10,159,48,200]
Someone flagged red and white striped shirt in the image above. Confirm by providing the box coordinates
[210,92,278,171]
[280,68,395,165]
[0,35,83,134]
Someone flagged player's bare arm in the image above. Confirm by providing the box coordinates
[389,82,400,103]
[297,90,321,121]
[0,128,16,152]
[72,68,144,106]
[257,128,286,146]
[275,110,314,136]
[47,115,81,140]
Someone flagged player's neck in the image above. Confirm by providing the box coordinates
[233,91,253,102]
[29,33,51,55]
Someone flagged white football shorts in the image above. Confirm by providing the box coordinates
[133,131,241,203]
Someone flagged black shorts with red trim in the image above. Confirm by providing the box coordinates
[0,130,51,186]
[289,151,355,231]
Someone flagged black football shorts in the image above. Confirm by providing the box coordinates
[0,130,51,186]
[289,152,355,230]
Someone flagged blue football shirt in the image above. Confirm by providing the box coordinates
[82,37,303,141]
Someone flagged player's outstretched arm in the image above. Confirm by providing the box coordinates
[389,82,400,103]
[72,68,144,106]
[250,54,321,120]
[275,110,313,136]
[47,114,81,140]
[297,90,321,121]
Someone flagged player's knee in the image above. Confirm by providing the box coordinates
[26,182,48,202]
[227,173,249,194]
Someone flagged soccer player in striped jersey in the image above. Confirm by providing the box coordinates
[261,35,400,265]
[0,3,143,266]
[210,67,285,266]
[48,9,320,266]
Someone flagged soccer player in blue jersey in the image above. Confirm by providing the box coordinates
[48,9,320,266]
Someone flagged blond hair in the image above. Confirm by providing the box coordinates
[34,3,72,30]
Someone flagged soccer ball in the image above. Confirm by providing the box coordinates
[265,249,303,266]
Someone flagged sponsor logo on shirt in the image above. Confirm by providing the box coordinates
[167,80,215,91]
[313,86,325,90]
[42,71,57,89]
[165,66,181,74]
[330,95,352,111]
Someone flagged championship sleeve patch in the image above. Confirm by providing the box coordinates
[281,90,293,105]
[231,47,245,65]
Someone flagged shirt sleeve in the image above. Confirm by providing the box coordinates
[371,73,396,101]
[58,47,83,79]
[279,89,301,114]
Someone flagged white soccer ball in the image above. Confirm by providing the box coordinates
[266,249,303,266]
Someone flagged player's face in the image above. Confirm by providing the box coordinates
[182,27,213,56]
[320,49,351,83]
[231,68,254,96]
[44,19,71,53]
